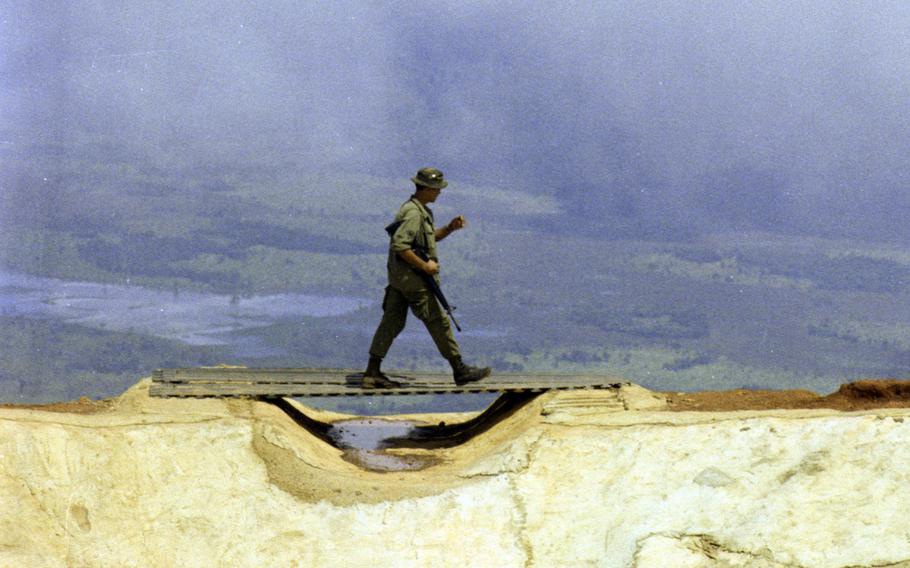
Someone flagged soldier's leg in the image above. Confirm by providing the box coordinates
[403,288,490,384]
[368,286,410,359]
[401,288,461,360]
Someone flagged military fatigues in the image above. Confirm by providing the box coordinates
[368,196,461,360]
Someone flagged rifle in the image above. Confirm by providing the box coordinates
[385,220,463,332]
[410,246,462,332]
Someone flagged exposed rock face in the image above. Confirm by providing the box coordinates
[2,380,910,567]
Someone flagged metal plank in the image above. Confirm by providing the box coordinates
[154,367,622,385]
[151,382,620,395]
[154,377,616,388]
[149,382,621,398]
[155,368,376,384]
[149,367,627,398]
[154,380,621,391]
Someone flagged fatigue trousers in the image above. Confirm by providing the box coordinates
[368,285,461,361]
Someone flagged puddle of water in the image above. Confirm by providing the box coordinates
[328,418,433,472]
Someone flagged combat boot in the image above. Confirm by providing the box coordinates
[362,355,402,388]
[448,356,491,386]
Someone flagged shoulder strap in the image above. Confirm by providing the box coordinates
[384,219,402,237]
[385,197,429,237]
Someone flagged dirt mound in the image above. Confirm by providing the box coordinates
[664,389,820,412]
[834,379,910,400]
[0,396,114,414]
[666,379,910,412]
[820,379,910,410]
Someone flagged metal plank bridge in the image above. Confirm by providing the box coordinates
[150,367,625,398]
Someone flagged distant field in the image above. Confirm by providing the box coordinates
[1,141,908,408]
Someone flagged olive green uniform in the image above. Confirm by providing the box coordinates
[368,196,460,360]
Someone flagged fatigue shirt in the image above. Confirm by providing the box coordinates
[388,196,438,292]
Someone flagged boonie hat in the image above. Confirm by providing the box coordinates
[411,167,448,189]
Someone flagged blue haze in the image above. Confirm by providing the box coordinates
[3,1,910,240]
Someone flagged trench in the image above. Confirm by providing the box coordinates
[263,392,541,471]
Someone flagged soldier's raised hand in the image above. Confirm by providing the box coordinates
[447,215,467,231]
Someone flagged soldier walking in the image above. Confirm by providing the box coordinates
[364,167,491,388]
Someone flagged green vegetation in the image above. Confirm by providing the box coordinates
[808,319,910,352]
[0,316,228,403]
[1,140,909,408]
[630,252,812,290]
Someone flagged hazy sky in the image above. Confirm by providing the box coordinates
[4,1,910,240]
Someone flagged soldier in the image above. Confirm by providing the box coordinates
[364,167,491,388]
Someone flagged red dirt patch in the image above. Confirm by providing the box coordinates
[0,396,113,414]
[665,379,910,412]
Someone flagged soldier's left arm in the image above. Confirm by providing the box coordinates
[435,215,466,242]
